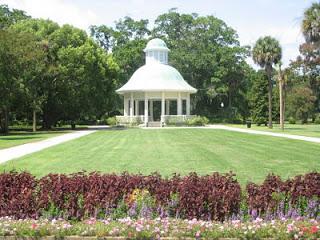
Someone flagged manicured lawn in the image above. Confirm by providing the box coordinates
[224,123,320,138]
[0,128,319,185]
[0,131,70,149]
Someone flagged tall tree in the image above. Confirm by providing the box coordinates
[152,9,250,118]
[252,36,282,129]
[249,70,269,125]
[302,2,320,46]
[90,16,150,85]
[11,19,60,130]
[0,29,43,133]
[290,43,320,120]
[0,4,30,28]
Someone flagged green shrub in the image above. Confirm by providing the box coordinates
[186,116,209,126]
[288,118,296,124]
[315,119,320,124]
[107,116,117,126]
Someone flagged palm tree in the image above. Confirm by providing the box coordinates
[302,2,320,46]
[252,36,282,129]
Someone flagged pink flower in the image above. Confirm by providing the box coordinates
[196,230,201,237]
[156,234,160,239]
[294,234,299,239]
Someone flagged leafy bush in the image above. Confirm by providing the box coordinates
[315,119,320,124]
[288,118,296,124]
[1,171,319,221]
[186,116,209,126]
[107,116,117,126]
[245,172,320,219]
[0,171,38,218]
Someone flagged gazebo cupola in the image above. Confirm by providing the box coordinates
[116,38,197,127]
[144,38,169,65]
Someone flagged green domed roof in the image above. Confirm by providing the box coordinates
[144,38,170,52]
[116,64,196,93]
[116,38,197,94]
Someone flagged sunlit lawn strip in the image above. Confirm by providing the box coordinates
[0,131,71,150]
[224,123,320,138]
[1,129,319,185]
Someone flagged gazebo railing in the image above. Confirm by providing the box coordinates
[116,115,197,126]
[116,115,151,125]
[161,115,196,125]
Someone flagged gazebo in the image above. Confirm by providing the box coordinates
[116,38,197,127]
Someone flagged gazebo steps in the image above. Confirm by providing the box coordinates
[147,121,162,127]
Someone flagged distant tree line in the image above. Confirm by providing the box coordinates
[0,3,319,133]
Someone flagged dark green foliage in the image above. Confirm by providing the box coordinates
[0,4,30,28]
[287,87,316,123]
[249,70,268,125]
[3,18,119,130]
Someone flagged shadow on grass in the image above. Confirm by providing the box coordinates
[0,136,41,141]
[0,131,69,137]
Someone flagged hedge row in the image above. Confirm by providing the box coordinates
[0,171,319,220]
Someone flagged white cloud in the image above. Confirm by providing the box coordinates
[0,0,98,31]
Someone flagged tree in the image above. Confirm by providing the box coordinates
[290,43,320,121]
[287,87,316,123]
[277,62,284,130]
[0,29,44,133]
[152,9,250,118]
[249,70,269,125]
[0,4,30,28]
[252,36,282,129]
[90,17,150,85]
[57,38,119,128]
[302,2,320,46]
[12,19,119,129]
[11,19,60,130]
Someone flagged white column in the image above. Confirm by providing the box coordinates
[130,92,134,122]
[124,98,129,116]
[150,100,154,121]
[161,92,165,116]
[186,94,190,116]
[177,92,182,115]
[144,96,148,125]
[135,100,139,116]
[161,92,165,124]
[166,100,170,115]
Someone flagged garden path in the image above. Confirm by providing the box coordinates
[206,125,320,143]
[1,125,319,164]
[0,130,97,164]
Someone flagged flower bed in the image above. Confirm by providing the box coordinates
[0,216,320,239]
[0,171,319,221]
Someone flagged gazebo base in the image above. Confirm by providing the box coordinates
[116,115,196,127]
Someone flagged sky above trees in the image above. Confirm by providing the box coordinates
[0,0,313,68]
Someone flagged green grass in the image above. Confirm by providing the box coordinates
[223,123,320,138]
[0,131,70,149]
[0,125,89,149]
[1,128,319,185]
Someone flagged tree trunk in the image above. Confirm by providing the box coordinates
[0,109,9,134]
[266,65,273,129]
[278,66,284,131]
[42,113,52,130]
[32,109,37,132]
[228,91,232,108]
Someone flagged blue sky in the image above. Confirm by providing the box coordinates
[1,0,314,68]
